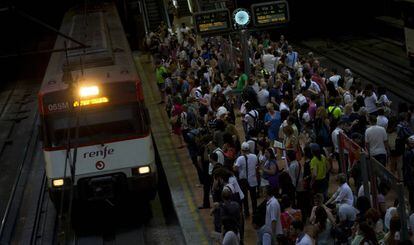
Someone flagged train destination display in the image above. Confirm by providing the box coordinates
[194,9,231,35]
[251,1,289,27]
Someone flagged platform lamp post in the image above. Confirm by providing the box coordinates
[233,8,251,76]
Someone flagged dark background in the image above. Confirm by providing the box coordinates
[0,0,404,81]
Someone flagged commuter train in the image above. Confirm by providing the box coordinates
[38,2,157,207]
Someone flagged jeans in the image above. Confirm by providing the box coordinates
[239,179,257,216]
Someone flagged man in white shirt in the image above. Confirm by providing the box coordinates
[234,142,258,216]
[363,85,378,115]
[290,220,313,245]
[331,120,349,173]
[287,150,301,189]
[262,49,277,74]
[376,108,389,129]
[365,115,389,166]
[308,79,321,94]
[326,174,354,206]
[244,102,259,137]
[328,68,341,89]
[264,185,283,238]
[209,140,225,165]
[338,203,358,223]
[257,82,270,107]
[295,89,307,107]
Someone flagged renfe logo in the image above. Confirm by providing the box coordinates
[83,146,114,159]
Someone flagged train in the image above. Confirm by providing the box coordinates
[37,2,157,208]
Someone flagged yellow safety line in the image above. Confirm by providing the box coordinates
[134,54,208,244]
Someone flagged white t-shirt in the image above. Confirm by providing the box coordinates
[288,160,300,188]
[213,148,225,165]
[343,91,353,105]
[279,102,290,112]
[377,115,389,129]
[295,93,307,106]
[364,93,378,114]
[333,183,354,206]
[329,75,341,89]
[296,233,313,245]
[262,54,277,73]
[265,196,283,235]
[222,230,239,245]
[331,127,343,153]
[384,207,398,231]
[244,110,259,131]
[234,154,258,187]
[338,203,358,222]
[409,213,414,233]
[252,82,260,94]
[309,80,321,94]
[212,84,222,94]
[257,89,270,107]
[365,125,388,156]
[228,176,245,200]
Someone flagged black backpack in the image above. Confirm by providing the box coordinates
[247,111,265,133]
[252,199,267,225]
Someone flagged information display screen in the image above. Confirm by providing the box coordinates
[194,9,231,35]
[251,1,289,27]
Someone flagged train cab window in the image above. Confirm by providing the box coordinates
[44,102,149,148]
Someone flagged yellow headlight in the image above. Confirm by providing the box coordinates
[52,179,64,187]
[138,166,150,174]
[79,86,99,97]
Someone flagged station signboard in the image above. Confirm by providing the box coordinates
[194,9,232,35]
[251,1,289,27]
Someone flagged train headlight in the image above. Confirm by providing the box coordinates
[138,166,150,174]
[79,86,99,97]
[132,166,151,175]
[52,178,64,187]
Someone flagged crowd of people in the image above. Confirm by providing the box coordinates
[146,20,414,245]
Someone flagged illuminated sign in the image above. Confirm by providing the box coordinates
[194,9,231,35]
[251,1,289,27]
[73,97,109,107]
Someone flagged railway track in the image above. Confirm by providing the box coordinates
[0,81,58,245]
[0,81,47,245]
[294,35,414,106]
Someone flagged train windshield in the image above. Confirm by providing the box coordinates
[43,102,149,148]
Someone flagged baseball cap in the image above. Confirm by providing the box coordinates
[241,142,250,151]
[216,106,228,118]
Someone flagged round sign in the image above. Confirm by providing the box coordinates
[233,8,250,26]
[96,161,105,170]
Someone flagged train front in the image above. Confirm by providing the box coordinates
[38,80,157,208]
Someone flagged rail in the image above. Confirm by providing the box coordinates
[0,111,39,244]
[337,132,409,240]
[140,0,150,35]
